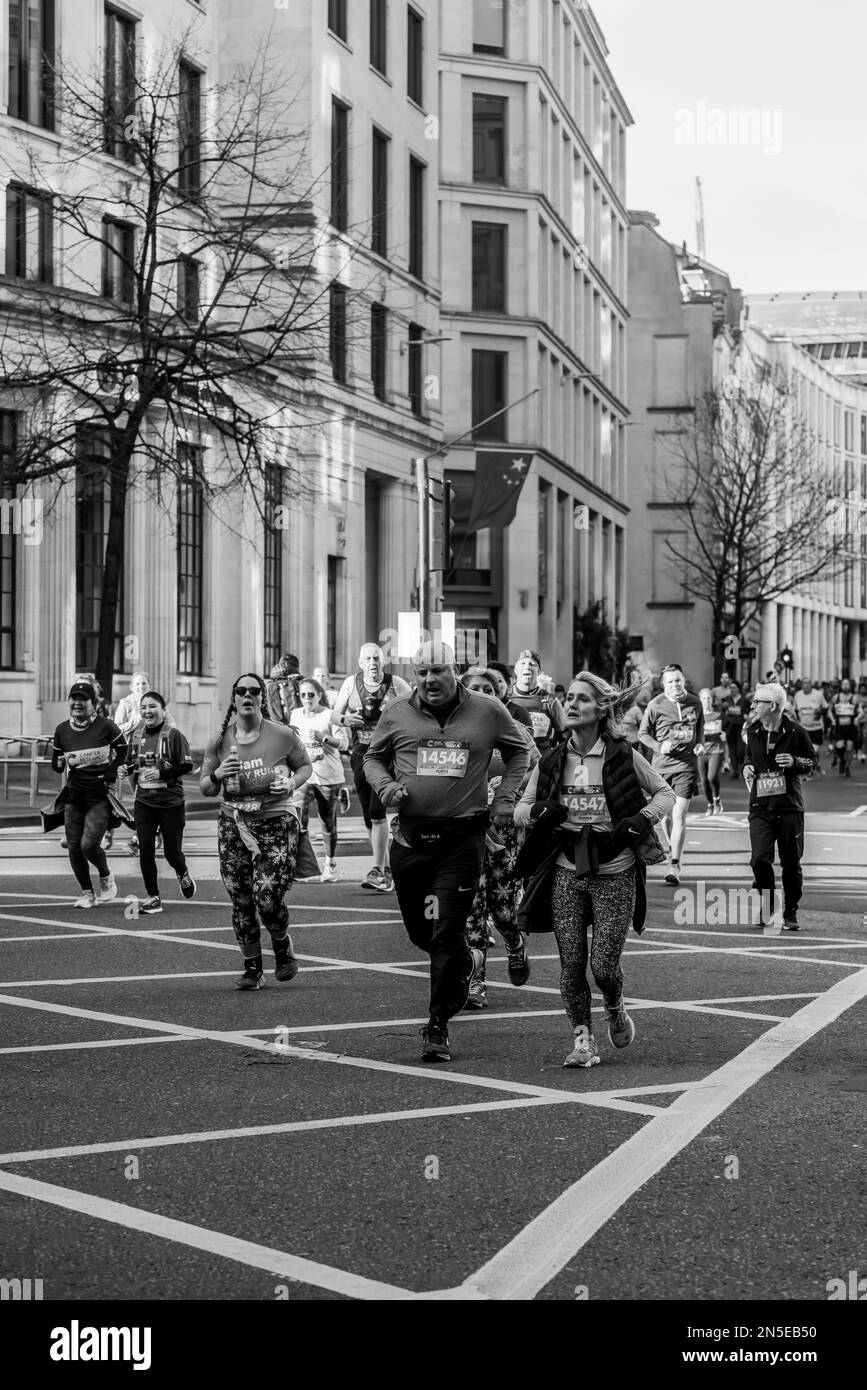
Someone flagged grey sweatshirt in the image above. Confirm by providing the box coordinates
[363,685,530,819]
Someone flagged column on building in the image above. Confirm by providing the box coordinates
[128,476,175,704]
[39,489,76,704]
[760,605,776,680]
[378,479,415,642]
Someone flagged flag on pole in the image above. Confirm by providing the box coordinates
[465,451,535,534]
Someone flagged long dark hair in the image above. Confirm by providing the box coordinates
[217,672,271,743]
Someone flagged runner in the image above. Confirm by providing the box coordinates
[313,666,340,710]
[50,681,125,908]
[828,679,860,777]
[710,671,734,707]
[513,674,674,1068]
[363,641,530,1062]
[266,654,302,725]
[637,664,705,886]
[290,676,348,883]
[122,692,196,914]
[333,643,412,891]
[200,672,312,989]
[793,678,828,777]
[723,680,746,778]
[698,687,726,814]
[508,649,568,752]
[743,682,817,931]
[113,670,174,852]
[460,666,539,1010]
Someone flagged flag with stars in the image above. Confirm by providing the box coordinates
[465,451,535,533]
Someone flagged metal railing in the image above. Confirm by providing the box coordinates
[0,736,57,806]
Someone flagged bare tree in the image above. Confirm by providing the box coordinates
[658,350,850,680]
[0,28,372,694]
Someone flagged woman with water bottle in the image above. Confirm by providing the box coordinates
[200,672,312,990]
[120,691,196,914]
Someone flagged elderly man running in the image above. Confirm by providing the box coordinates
[364,642,530,1062]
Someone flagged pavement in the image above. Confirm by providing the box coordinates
[0,782,865,1305]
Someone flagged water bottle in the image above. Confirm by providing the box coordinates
[225,744,241,794]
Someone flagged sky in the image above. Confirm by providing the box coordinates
[591,0,867,294]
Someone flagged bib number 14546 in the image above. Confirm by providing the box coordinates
[416,741,469,777]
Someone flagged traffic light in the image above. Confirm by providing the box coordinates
[428,478,443,570]
[780,647,794,670]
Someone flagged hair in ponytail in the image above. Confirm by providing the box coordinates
[568,671,647,739]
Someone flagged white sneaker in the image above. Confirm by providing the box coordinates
[98,872,118,903]
[563,1025,601,1069]
[320,862,339,882]
[73,890,97,909]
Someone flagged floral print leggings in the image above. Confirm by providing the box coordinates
[466,823,522,962]
[550,864,636,1029]
[218,813,299,959]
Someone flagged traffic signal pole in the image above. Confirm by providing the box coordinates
[416,456,430,629]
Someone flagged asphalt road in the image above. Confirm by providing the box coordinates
[0,787,865,1304]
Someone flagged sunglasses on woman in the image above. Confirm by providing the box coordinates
[234,686,262,698]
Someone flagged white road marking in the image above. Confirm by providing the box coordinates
[0,932,110,943]
[0,1035,196,1056]
[452,966,867,1301]
[0,1170,416,1302]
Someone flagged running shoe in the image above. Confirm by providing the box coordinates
[139,895,163,914]
[127,836,139,856]
[178,871,197,899]
[361,867,386,891]
[99,871,118,902]
[379,868,394,892]
[320,862,339,883]
[236,962,265,990]
[606,998,636,1049]
[273,936,299,982]
[73,889,97,909]
[664,861,681,886]
[781,910,799,932]
[464,946,487,1010]
[562,1026,601,1069]
[337,787,351,814]
[419,1020,450,1062]
[713,798,724,814]
[294,874,321,883]
[705,804,714,817]
[503,930,531,986]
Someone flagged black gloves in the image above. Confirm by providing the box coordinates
[609,813,649,849]
[529,798,568,826]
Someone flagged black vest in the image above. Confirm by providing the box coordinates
[535,734,647,823]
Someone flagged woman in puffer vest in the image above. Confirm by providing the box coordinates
[513,673,675,1069]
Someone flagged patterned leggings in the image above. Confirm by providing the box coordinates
[466,823,522,959]
[550,864,636,1029]
[217,813,299,959]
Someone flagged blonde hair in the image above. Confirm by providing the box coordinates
[568,672,645,739]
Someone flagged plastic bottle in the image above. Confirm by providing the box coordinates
[225,744,241,794]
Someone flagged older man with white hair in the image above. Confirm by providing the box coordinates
[743,682,817,931]
[364,641,530,1062]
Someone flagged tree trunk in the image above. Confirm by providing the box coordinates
[95,433,132,702]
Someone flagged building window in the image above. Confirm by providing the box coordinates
[75,426,124,673]
[176,255,200,322]
[331,99,349,231]
[104,5,136,161]
[471,350,507,440]
[408,322,423,415]
[177,444,204,677]
[371,302,387,400]
[263,464,283,675]
[330,282,347,383]
[861,415,867,456]
[407,7,423,105]
[845,411,854,453]
[7,0,55,130]
[0,414,18,671]
[178,61,202,198]
[473,0,505,55]
[538,482,550,601]
[4,184,53,283]
[327,554,342,672]
[472,95,506,184]
[102,217,135,303]
[370,0,387,75]
[371,128,389,258]
[327,0,347,40]
[471,223,506,311]
[408,156,424,279]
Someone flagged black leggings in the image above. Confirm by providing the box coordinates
[300,784,340,858]
[698,750,724,804]
[134,801,188,896]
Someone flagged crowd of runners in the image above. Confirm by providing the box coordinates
[44,647,859,1068]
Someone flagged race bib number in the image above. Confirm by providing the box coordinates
[703,719,722,736]
[530,711,552,739]
[70,746,111,767]
[756,772,785,797]
[668,723,694,745]
[356,727,374,745]
[415,740,469,777]
[562,783,607,824]
[234,798,263,814]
